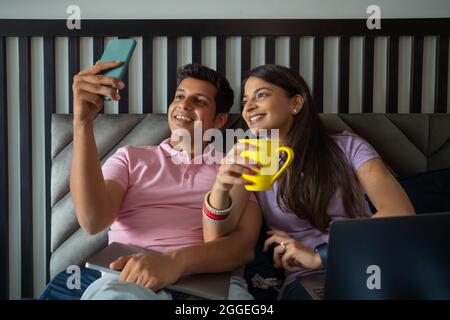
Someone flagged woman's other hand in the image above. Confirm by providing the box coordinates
[263,230,322,272]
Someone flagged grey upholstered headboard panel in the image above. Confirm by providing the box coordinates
[320,114,450,176]
[50,113,450,277]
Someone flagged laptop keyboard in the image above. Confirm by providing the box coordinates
[312,287,325,299]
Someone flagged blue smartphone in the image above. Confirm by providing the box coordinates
[99,39,137,101]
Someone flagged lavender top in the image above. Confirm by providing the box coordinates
[256,131,380,289]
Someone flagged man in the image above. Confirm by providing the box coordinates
[39,62,261,300]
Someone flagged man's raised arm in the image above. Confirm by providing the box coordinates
[70,61,126,235]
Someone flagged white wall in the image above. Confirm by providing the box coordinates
[1,0,449,299]
[1,0,449,19]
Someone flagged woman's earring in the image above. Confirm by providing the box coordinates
[293,109,298,114]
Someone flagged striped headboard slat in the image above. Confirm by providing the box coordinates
[436,35,449,113]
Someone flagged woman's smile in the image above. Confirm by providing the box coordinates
[248,113,267,125]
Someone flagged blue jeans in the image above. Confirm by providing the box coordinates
[39,267,101,300]
[39,267,253,300]
[280,280,312,300]
[38,267,187,300]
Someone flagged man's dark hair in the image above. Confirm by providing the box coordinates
[176,63,234,114]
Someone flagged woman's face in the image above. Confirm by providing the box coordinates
[242,76,302,139]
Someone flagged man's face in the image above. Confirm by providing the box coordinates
[168,77,224,135]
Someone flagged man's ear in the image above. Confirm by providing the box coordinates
[214,112,229,129]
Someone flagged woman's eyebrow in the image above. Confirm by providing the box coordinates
[243,87,272,98]
[254,87,272,94]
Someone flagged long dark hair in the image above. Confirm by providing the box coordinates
[242,65,368,233]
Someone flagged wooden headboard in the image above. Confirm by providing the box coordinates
[0,18,449,298]
[1,19,449,114]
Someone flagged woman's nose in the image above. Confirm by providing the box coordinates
[244,101,257,113]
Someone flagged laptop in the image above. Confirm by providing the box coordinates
[299,212,450,300]
[85,242,231,300]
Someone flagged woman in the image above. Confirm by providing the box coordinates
[202,64,415,299]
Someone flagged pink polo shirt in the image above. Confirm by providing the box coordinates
[101,138,223,253]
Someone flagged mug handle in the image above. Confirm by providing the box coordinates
[271,146,294,183]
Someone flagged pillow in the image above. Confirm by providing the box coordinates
[367,167,450,214]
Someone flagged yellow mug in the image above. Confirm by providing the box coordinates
[239,139,294,191]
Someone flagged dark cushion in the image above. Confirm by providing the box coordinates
[244,223,285,300]
[368,167,450,214]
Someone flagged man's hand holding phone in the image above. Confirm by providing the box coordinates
[72,38,136,125]
[72,61,124,125]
